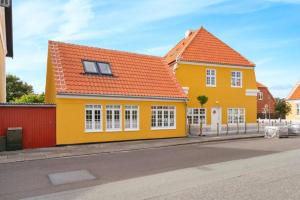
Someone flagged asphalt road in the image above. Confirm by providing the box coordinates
[1,137,300,200]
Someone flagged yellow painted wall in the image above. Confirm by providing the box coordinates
[175,63,257,124]
[56,98,187,145]
[45,51,56,104]
[286,100,300,121]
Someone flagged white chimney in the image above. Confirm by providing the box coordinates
[185,30,192,39]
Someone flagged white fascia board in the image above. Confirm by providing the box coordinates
[56,93,187,102]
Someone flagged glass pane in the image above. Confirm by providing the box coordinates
[94,110,101,130]
[151,110,156,127]
[83,61,98,73]
[98,62,112,75]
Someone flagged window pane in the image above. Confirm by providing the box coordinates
[94,110,101,130]
[125,110,130,129]
[106,110,113,129]
[85,109,93,130]
[83,61,98,73]
[152,110,156,127]
[97,62,112,75]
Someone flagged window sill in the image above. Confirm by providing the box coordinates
[206,85,216,87]
[151,127,176,130]
[231,85,243,88]
[124,129,140,132]
[85,130,103,133]
[105,129,122,132]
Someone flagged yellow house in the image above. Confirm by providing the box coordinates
[165,27,257,132]
[45,41,187,145]
[286,82,300,122]
[0,3,13,102]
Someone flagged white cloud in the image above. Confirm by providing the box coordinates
[7,0,300,94]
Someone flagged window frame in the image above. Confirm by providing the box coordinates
[227,108,245,124]
[231,71,243,88]
[187,108,206,125]
[206,69,216,87]
[124,105,139,131]
[106,105,122,132]
[258,91,263,100]
[85,105,102,133]
[151,106,176,130]
[297,104,300,116]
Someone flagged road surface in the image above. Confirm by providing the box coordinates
[1,137,300,199]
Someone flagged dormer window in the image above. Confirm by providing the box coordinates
[83,60,112,76]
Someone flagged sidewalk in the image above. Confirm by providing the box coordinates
[0,133,264,164]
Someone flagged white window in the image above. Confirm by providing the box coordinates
[125,105,139,131]
[151,106,176,129]
[231,71,242,87]
[227,108,245,124]
[187,108,206,125]
[106,105,122,131]
[258,91,263,100]
[85,105,102,132]
[297,104,300,115]
[206,69,216,87]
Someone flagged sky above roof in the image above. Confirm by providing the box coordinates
[6,0,300,98]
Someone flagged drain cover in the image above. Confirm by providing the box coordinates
[48,170,96,185]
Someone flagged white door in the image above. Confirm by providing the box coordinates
[211,107,222,132]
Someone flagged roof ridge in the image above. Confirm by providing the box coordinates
[199,28,255,67]
[48,40,164,60]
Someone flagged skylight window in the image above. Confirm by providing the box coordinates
[83,61,98,74]
[98,62,112,75]
[83,60,112,76]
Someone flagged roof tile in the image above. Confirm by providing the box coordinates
[48,41,186,99]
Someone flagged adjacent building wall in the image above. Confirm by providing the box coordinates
[0,7,7,102]
[55,98,187,145]
[286,100,300,122]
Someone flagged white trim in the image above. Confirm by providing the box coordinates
[56,94,186,102]
[177,60,254,69]
[231,71,243,88]
[182,87,189,95]
[124,105,140,131]
[227,108,246,124]
[105,105,122,132]
[246,89,259,96]
[85,105,103,133]
[151,106,176,130]
[206,69,216,87]
[258,91,263,100]
[187,107,207,125]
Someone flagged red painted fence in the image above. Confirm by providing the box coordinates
[0,104,56,149]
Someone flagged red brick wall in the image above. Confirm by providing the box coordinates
[257,87,276,114]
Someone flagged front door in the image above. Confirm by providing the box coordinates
[211,107,222,132]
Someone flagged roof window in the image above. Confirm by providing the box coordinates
[83,60,112,76]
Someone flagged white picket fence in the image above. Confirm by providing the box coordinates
[188,119,299,136]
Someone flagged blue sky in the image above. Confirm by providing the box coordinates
[6,0,300,98]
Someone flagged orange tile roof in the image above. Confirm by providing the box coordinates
[287,83,300,100]
[165,27,255,67]
[48,41,186,99]
[256,82,267,88]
